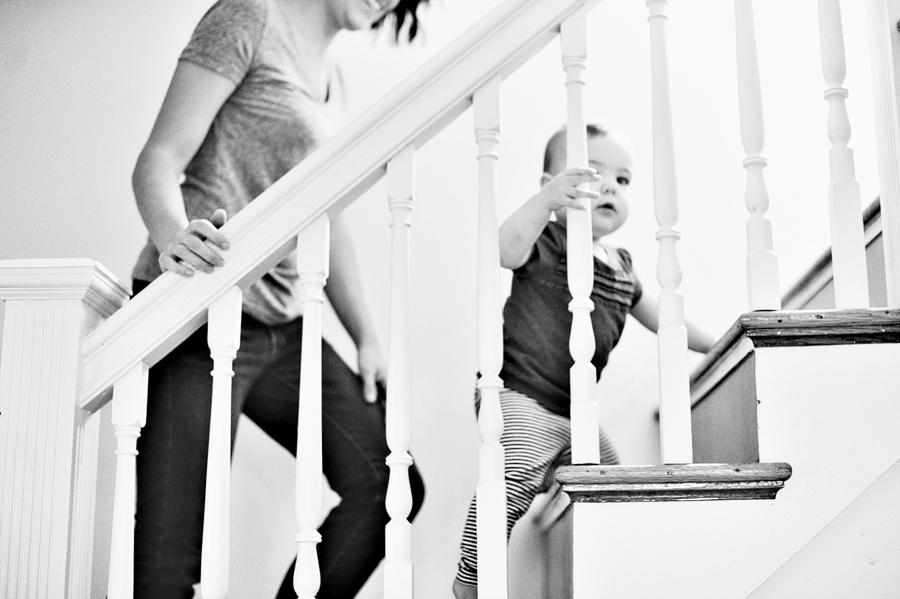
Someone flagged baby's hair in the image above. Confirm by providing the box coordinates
[542,123,611,174]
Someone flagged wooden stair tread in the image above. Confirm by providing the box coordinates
[557,462,792,503]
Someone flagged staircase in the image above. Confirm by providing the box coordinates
[558,205,899,598]
[561,312,898,598]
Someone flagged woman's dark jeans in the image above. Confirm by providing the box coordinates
[132,282,425,599]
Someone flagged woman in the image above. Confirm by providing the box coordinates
[130,1,428,597]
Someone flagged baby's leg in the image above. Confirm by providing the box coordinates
[455,388,573,594]
[551,423,621,474]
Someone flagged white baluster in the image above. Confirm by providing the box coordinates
[473,75,509,599]
[108,361,148,599]
[734,0,781,311]
[561,5,601,466]
[646,0,692,464]
[865,0,900,308]
[294,215,330,599]
[200,286,242,599]
[384,145,416,599]
[818,0,869,308]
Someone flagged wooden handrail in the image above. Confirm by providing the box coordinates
[78,0,603,411]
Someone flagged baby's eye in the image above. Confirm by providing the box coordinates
[617,176,631,186]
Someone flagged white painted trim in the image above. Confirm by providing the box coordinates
[0,259,129,324]
[0,261,129,599]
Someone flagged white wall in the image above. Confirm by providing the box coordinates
[748,460,900,599]
[0,1,880,598]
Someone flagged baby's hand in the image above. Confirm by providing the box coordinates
[536,167,600,213]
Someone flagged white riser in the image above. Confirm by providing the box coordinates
[573,343,900,599]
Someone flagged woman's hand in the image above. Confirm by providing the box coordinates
[159,208,230,277]
[356,339,387,404]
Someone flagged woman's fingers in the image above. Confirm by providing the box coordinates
[158,251,195,277]
[173,236,220,272]
[187,219,229,253]
[357,342,387,404]
[161,213,231,277]
[361,372,378,404]
[209,208,228,229]
[185,230,226,267]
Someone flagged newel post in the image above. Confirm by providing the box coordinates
[0,259,130,599]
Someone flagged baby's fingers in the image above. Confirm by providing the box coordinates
[564,167,600,184]
[561,198,588,211]
[564,185,599,203]
[566,166,598,176]
[574,186,600,199]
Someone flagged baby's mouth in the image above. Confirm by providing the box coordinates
[596,202,615,212]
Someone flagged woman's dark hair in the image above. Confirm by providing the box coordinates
[375,0,430,43]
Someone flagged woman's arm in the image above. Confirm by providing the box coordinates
[630,293,717,354]
[132,61,233,277]
[499,168,598,270]
[325,214,386,402]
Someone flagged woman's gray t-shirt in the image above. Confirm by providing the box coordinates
[132,0,346,325]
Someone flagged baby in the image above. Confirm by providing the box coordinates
[453,123,714,598]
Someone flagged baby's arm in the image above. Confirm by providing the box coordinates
[630,294,717,353]
[498,168,599,269]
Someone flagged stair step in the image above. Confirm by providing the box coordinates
[558,462,792,502]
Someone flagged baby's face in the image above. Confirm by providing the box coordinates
[557,133,633,240]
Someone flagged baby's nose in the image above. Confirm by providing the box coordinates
[598,178,616,194]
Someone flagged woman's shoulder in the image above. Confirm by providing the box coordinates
[193,0,271,38]
[207,0,270,19]
[182,0,272,80]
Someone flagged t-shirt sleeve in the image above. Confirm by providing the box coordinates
[515,221,566,276]
[179,0,268,84]
[616,248,643,306]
